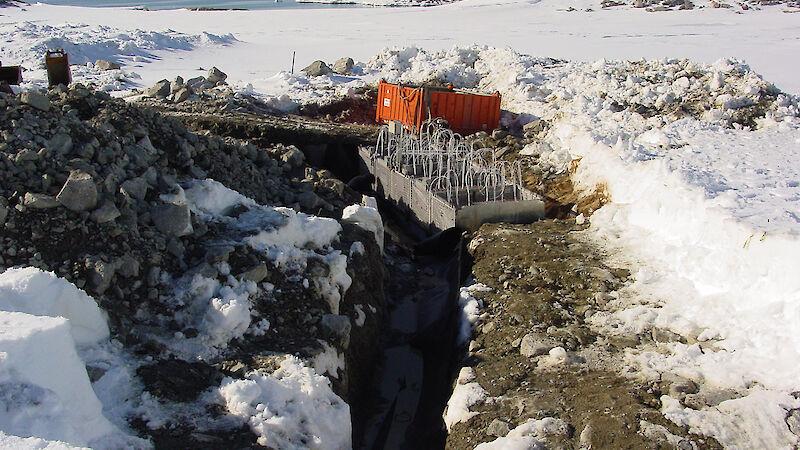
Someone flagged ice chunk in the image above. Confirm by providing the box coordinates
[0,267,108,346]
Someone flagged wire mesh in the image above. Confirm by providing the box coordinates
[373,121,526,207]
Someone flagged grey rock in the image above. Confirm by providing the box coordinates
[86,258,115,294]
[298,191,324,210]
[492,129,509,140]
[683,389,740,409]
[171,76,184,93]
[23,193,59,209]
[238,263,269,283]
[91,200,121,224]
[166,238,185,259]
[147,266,161,287]
[120,177,149,201]
[332,57,354,75]
[787,409,800,436]
[151,202,193,237]
[205,245,235,263]
[20,91,51,111]
[190,262,219,280]
[47,134,73,155]
[668,379,699,399]
[0,200,7,226]
[116,255,140,278]
[173,87,192,103]
[523,119,549,135]
[520,333,558,357]
[652,327,685,343]
[320,314,351,348]
[302,60,332,77]
[487,419,511,437]
[145,79,171,98]
[56,171,98,212]
[186,76,206,89]
[14,149,39,162]
[207,67,227,84]
[95,59,121,71]
[318,178,345,196]
[281,146,305,168]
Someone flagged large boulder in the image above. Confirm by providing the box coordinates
[332,57,354,75]
[20,91,51,112]
[207,67,227,84]
[94,60,121,71]
[151,201,193,237]
[144,80,171,98]
[56,171,98,212]
[302,60,332,77]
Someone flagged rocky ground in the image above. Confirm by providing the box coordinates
[445,221,724,449]
[0,85,386,446]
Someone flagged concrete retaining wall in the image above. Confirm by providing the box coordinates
[358,147,544,232]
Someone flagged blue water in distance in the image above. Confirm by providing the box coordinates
[36,0,360,10]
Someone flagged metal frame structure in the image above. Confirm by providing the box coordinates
[373,121,527,207]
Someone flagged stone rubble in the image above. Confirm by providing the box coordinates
[0,84,387,447]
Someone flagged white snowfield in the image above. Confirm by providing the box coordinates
[2,0,800,448]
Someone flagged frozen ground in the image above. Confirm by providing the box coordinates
[2,0,800,448]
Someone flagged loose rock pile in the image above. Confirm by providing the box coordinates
[0,84,386,446]
[144,66,233,105]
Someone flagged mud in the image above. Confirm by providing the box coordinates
[446,221,722,449]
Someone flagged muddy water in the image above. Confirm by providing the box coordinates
[354,206,464,450]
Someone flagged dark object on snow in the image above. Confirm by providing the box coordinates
[46,50,71,87]
[414,226,464,256]
[302,60,332,77]
[0,81,12,94]
[347,173,375,192]
[0,63,22,85]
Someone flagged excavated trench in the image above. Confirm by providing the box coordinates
[169,110,470,448]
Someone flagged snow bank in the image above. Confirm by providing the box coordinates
[443,367,487,431]
[0,312,115,447]
[661,389,799,449]
[0,267,109,346]
[342,203,384,252]
[219,356,350,450]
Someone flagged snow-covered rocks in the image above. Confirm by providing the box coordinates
[341,202,384,252]
[0,85,386,447]
[219,356,351,450]
[443,367,487,432]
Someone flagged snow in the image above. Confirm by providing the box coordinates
[218,355,350,450]
[475,417,571,450]
[443,367,487,431]
[342,204,384,252]
[456,283,491,345]
[3,0,800,446]
[0,267,109,346]
[0,312,116,447]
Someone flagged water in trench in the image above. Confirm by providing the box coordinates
[353,203,466,450]
[304,141,467,449]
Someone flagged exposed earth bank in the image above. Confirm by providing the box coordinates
[444,221,724,449]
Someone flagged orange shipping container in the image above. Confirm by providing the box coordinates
[375,80,501,135]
